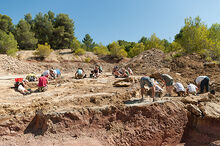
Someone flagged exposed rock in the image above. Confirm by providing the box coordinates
[199,102,220,118]
[209,140,220,146]
[187,104,202,116]
[113,82,131,87]
[181,97,198,104]
[208,93,216,99]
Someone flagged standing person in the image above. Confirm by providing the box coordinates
[38,75,48,92]
[160,74,174,97]
[187,83,198,95]
[174,82,185,96]
[195,76,210,93]
[140,76,155,101]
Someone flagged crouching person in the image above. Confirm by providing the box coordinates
[38,75,48,92]
[18,79,30,95]
[25,72,37,82]
[140,76,155,101]
[174,82,185,96]
[55,69,61,77]
[187,83,198,95]
[75,68,85,79]
[195,76,210,94]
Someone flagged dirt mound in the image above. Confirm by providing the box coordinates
[0,55,43,74]
[170,54,220,84]
[126,48,169,75]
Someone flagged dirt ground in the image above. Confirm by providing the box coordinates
[0,49,220,145]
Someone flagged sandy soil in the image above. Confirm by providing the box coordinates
[0,49,219,145]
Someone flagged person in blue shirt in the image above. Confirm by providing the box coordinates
[75,68,85,79]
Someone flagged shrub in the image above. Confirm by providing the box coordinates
[93,44,110,56]
[34,43,53,59]
[74,48,85,55]
[128,43,144,58]
[108,41,127,58]
[84,57,91,63]
[6,48,18,56]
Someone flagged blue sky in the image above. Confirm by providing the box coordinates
[1,0,220,45]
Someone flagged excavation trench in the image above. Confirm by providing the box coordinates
[1,97,220,146]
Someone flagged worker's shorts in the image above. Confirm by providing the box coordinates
[38,86,48,92]
[166,79,173,86]
[76,74,83,79]
[140,77,153,88]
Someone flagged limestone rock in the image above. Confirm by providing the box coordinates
[187,104,202,116]
[209,140,220,146]
[199,102,220,118]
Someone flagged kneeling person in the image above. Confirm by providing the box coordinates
[38,75,48,92]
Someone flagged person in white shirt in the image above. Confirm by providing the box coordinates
[174,82,185,96]
[187,83,198,95]
[195,76,209,93]
[17,80,30,95]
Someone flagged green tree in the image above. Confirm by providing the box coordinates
[33,12,53,44]
[0,30,18,56]
[24,13,33,25]
[14,19,38,50]
[162,39,170,49]
[0,14,14,33]
[128,43,145,58]
[118,40,136,53]
[175,16,211,54]
[70,37,81,52]
[108,41,127,58]
[82,34,95,51]
[208,23,220,60]
[52,13,74,49]
[138,36,148,44]
[164,41,183,53]
[93,43,110,55]
[48,10,55,24]
[144,33,165,50]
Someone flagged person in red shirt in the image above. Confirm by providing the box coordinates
[38,74,48,92]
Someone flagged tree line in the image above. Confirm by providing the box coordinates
[0,12,219,61]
